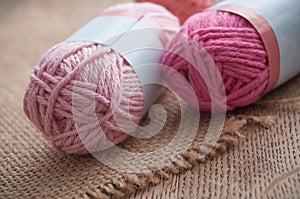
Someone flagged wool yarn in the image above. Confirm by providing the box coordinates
[23,2,180,154]
[162,10,268,111]
[136,0,214,24]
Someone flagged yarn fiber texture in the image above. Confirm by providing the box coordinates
[163,10,269,111]
[23,2,180,154]
[136,0,214,24]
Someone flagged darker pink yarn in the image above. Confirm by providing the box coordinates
[23,2,180,154]
[163,10,269,111]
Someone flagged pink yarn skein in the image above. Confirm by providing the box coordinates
[136,0,214,23]
[23,2,180,154]
[163,10,268,111]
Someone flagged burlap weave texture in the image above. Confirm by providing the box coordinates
[0,0,299,198]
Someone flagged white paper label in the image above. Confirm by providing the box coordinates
[66,16,164,113]
[214,0,300,88]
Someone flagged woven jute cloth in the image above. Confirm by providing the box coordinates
[0,0,299,198]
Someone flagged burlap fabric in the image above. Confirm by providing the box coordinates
[0,0,299,198]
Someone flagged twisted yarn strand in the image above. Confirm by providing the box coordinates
[163,10,268,111]
[23,3,180,154]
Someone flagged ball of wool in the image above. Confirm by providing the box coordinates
[23,2,180,154]
[136,0,214,24]
[162,10,268,111]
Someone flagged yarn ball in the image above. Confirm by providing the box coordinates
[23,2,180,154]
[162,10,268,111]
[136,0,214,24]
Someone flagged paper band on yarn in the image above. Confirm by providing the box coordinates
[66,16,165,114]
[213,0,300,94]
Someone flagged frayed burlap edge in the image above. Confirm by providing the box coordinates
[81,114,275,199]
[81,96,300,199]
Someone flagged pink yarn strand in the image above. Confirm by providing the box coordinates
[163,10,269,111]
[23,2,180,154]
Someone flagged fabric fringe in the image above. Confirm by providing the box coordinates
[82,114,275,198]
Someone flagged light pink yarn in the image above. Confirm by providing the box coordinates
[163,10,268,111]
[136,0,214,24]
[23,2,180,154]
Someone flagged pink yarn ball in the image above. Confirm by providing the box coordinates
[162,10,268,111]
[136,0,214,24]
[23,2,180,154]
